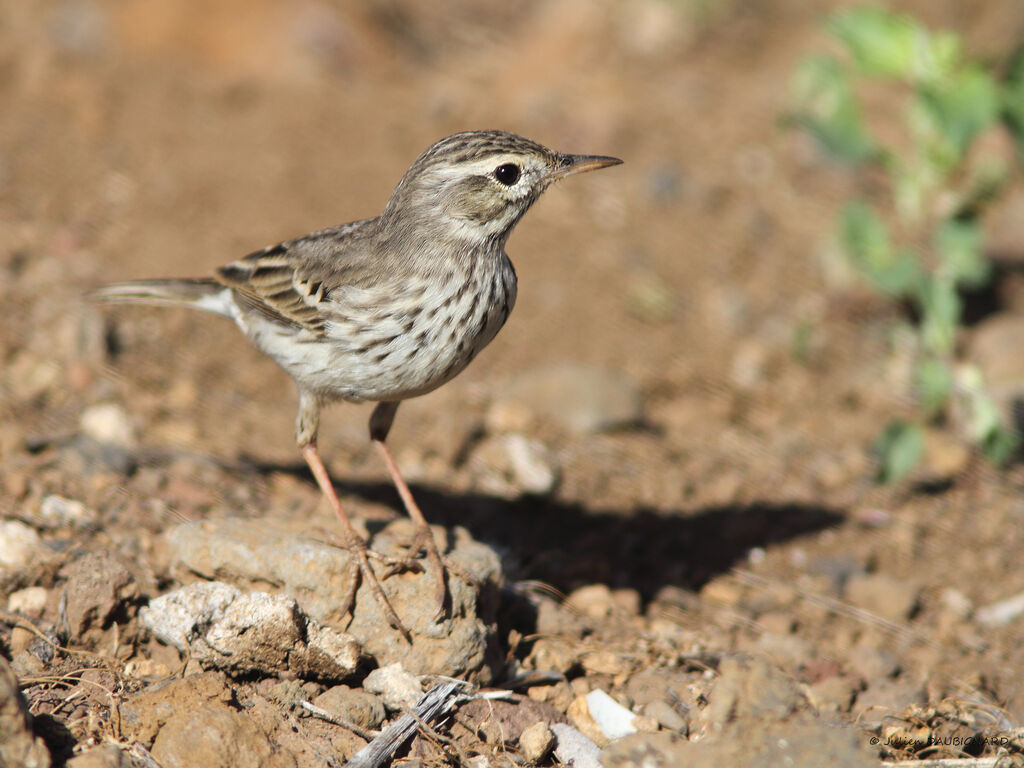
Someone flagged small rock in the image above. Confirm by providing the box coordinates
[0,655,52,767]
[975,590,1024,627]
[488,364,643,436]
[568,695,608,747]
[922,428,970,478]
[580,650,628,677]
[846,644,899,682]
[702,657,807,730]
[519,721,554,763]
[363,663,422,712]
[844,573,919,623]
[855,678,926,726]
[7,587,48,617]
[66,744,132,768]
[566,584,617,620]
[59,550,138,637]
[807,676,857,714]
[527,637,580,675]
[151,703,293,768]
[971,315,1024,426]
[79,402,136,448]
[642,700,687,733]
[940,587,973,620]
[139,581,360,681]
[469,434,560,498]
[584,689,638,741]
[312,686,385,730]
[0,520,44,574]
[37,495,95,529]
[551,723,601,768]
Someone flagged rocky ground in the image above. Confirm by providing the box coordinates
[4,1,1024,766]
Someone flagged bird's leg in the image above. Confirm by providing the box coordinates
[298,393,410,641]
[369,401,449,619]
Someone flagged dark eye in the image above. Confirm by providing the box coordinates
[493,163,521,186]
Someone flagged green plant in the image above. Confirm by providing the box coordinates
[790,5,1022,481]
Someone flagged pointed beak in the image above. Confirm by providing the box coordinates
[548,153,623,182]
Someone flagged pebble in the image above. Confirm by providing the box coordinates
[312,686,386,730]
[844,573,919,623]
[79,402,136,448]
[566,584,617,620]
[37,495,95,529]
[59,550,138,637]
[7,586,48,616]
[0,520,44,573]
[519,721,555,763]
[363,663,423,712]
[641,700,687,733]
[139,581,361,681]
[468,433,560,497]
[66,744,132,768]
[585,689,639,741]
[488,363,643,436]
[975,590,1024,627]
[551,723,602,768]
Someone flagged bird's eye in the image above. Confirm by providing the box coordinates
[493,163,521,186]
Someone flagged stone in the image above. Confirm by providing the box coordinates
[66,744,132,768]
[0,655,51,768]
[7,586,48,617]
[37,495,95,529]
[59,550,138,637]
[165,517,501,682]
[844,573,919,623]
[584,689,638,741]
[519,721,554,763]
[79,402,136,448]
[488,363,643,435]
[139,581,361,681]
[363,663,422,712]
[601,720,876,768]
[468,434,560,497]
[702,656,807,730]
[311,686,385,730]
[151,703,296,768]
[551,723,601,768]
[0,520,44,574]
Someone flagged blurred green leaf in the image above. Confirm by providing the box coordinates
[838,202,923,296]
[917,66,999,155]
[918,275,960,355]
[935,219,990,289]
[873,419,924,483]
[827,6,959,82]
[914,357,953,416]
[792,55,876,163]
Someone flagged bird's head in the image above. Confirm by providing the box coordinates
[382,130,622,244]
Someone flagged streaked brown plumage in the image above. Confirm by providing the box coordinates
[91,130,622,638]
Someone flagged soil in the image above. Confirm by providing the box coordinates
[4,1,1024,766]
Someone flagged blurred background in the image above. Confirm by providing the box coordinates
[6,0,1024,742]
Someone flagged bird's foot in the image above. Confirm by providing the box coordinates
[337,535,412,643]
[379,524,478,622]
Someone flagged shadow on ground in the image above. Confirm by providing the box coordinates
[244,459,845,602]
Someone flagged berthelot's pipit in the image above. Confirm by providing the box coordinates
[92,130,622,638]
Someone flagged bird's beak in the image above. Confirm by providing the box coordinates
[549,153,623,182]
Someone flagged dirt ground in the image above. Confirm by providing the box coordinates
[4,1,1024,766]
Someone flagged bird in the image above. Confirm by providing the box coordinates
[90,130,622,639]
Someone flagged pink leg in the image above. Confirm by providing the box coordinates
[302,443,410,641]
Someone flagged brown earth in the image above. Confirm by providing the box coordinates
[4,0,1024,766]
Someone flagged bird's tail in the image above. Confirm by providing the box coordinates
[87,278,232,317]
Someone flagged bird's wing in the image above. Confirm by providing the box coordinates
[215,220,378,336]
